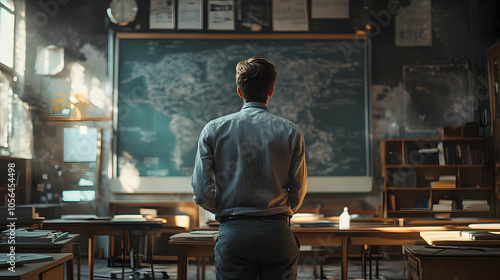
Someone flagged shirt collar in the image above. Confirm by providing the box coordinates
[241,102,269,112]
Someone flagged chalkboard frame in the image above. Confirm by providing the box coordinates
[112,33,372,193]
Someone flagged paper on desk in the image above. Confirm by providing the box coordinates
[469,223,500,229]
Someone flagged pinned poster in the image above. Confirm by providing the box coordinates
[311,0,349,19]
[272,0,308,31]
[150,0,175,29]
[208,0,234,30]
[395,0,432,46]
[178,0,203,30]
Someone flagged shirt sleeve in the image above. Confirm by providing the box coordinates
[191,124,218,213]
[288,129,308,213]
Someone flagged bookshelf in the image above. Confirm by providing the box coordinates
[0,156,32,205]
[381,138,494,218]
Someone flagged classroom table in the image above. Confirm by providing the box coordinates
[0,234,80,279]
[0,253,74,280]
[170,223,457,280]
[404,245,500,280]
[41,219,174,280]
[0,233,79,253]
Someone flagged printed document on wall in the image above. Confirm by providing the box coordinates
[208,0,234,30]
[395,0,432,46]
[311,0,349,19]
[150,0,175,29]
[272,0,308,31]
[178,0,203,29]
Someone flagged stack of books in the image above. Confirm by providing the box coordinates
[432,199,456,211]
[462,199,490,211]
[430,175,457,189]
[459,230,500,240]
[1,228,68,243]
[432,199,456,218]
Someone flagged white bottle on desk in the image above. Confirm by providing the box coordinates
[339,207,351,229]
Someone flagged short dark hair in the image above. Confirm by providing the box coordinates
[235,57,277,103]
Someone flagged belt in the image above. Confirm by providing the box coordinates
[220,214,290,223]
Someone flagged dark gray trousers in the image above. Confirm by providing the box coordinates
[214,219,300,280]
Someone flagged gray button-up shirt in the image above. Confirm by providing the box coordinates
[191,102,307,218]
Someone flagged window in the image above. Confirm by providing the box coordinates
[0,0,15,69]
[0,71,10,147]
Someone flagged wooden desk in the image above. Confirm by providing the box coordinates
[170,224,440,280]
[0,253,73,280]
[0,234,80,279]
[404,245,500,280]
[42,219,166,280]
[0,234,79,253]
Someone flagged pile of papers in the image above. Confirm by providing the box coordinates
[0,254,53,268]
[462,200,490,211]
[111,214,147,222]
[460,230,500,240]
[1,228,68,244]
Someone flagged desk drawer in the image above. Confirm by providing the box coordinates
[41,264,64,280]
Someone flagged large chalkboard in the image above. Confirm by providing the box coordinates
[113,34,371,193]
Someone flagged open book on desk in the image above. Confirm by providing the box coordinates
[170,231,219,242]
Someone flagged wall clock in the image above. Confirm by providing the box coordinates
[107,0,138,26]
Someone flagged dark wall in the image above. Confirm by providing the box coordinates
[25,0,500,213]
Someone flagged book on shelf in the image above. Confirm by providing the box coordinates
[443,142,488,165]
[432,204,452,211]
[437,142,445,165]
[462,199,490,210]
[431,181,456,188]
[439,175,456,182]
[438,199,456,208]
[415,147,439,164]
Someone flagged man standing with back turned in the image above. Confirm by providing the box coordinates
[191,57,307,280]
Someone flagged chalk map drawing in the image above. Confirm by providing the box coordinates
[117,39,368,177]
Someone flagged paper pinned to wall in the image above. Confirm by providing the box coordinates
[208,0,235,30]
[178,0,203,30]
[272,0,308,31]
[35,46,64,75]
[311,0,349,19]
[150,0,175,29]
[395,0,432,46]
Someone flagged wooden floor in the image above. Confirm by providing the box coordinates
[78,254,407,280]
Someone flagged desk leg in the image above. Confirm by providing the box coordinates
[88,235,95,280]
[148,233,156,280]
[178,249,188,280]
[67,257,75,280]
[341,235,348,280]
